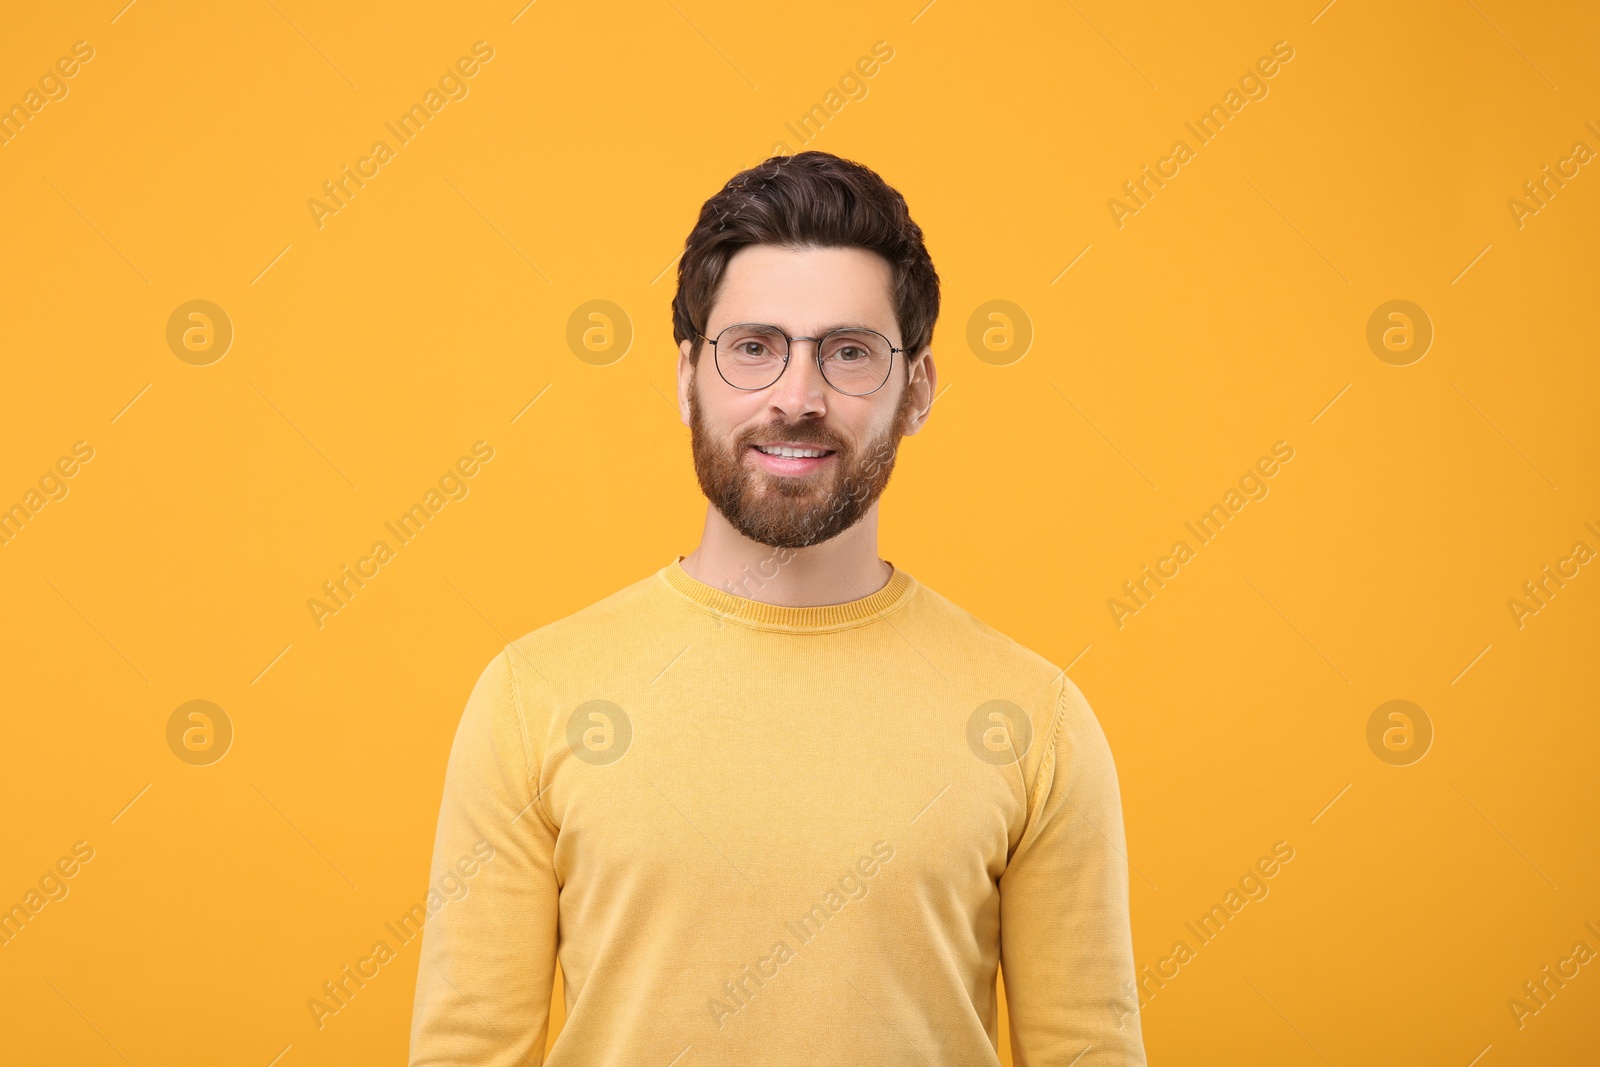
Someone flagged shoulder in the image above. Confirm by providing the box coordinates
[494,568,661,690]
[453,568,668,753]
[515,568,662,645]
[907,576,1082,719]
[905,576,1113,790]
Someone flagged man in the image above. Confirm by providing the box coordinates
[409,151,1146,1065]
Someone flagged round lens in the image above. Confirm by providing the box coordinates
[716,324,787,389]
[820,330,892,394]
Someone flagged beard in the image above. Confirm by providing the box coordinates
[688,365,915,550]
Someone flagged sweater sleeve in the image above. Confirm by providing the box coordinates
[409,646,561,1067]
[999,675,1146,1066]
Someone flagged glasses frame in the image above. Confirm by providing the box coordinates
[697,322,905,397]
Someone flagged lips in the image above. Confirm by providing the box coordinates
[750,444,836,457]
[746,443,837,475]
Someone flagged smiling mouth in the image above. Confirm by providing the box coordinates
[746,444,838,477]
[749,444,836,458]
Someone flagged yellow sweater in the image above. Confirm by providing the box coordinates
[408,556,1146,1066]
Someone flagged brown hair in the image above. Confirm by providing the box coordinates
[671,151,940,372]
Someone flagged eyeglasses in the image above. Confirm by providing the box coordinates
[698,322,904,396]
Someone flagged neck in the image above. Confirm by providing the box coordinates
[679,503,893,607]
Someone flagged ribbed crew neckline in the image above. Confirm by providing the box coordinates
[657,554,916,633]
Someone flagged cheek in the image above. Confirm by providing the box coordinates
[867,406,906,446]
[691,392,742,449]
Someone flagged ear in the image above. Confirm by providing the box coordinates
[900,347,937,436]
[677,339,696,428]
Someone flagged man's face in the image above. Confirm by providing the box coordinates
[677,244,931,550]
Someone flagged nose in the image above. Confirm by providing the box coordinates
[765,338,831,415]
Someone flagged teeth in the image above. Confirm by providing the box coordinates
[756,445,829,458]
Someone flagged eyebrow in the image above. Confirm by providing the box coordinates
[718,321,886,335]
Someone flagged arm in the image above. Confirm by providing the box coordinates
[409,646,560,1067]
[999,675,1146,1065]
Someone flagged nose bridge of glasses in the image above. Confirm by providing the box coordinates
[778,334,831,391]
[790,334,835,366]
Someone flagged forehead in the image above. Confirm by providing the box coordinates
[708,244,896,334]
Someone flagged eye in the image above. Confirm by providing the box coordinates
[736,340,770,358]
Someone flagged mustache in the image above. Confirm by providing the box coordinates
[743,427,843,450]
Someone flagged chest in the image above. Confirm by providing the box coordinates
[539,679,1032,910]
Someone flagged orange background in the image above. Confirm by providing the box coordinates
[2,1,1597,1064]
